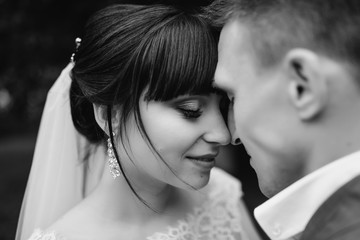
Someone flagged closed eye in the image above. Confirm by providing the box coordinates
[175,99,203,119]
[177,108,202,119]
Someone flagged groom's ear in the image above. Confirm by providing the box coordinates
[283,49,328,121]
[93,104,120,136]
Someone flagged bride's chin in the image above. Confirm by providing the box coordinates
[186,174,211,191]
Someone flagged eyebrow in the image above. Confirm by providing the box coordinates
[211,75,234,96]
[211,79,220,90]
[210,81,227,96]
[210,80,223,92]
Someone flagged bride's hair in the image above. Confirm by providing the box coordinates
[70,4,218,142]
[69,3,218,204]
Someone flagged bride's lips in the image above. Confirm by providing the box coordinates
[186,153,218,169]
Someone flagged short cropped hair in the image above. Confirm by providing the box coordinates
[207,0,360,72]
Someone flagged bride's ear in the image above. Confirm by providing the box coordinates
[93,104,108,135]
[93,104,120,136]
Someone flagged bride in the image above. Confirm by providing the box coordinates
[16,3,261,240]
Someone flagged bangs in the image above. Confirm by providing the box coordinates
[134,13,218,101]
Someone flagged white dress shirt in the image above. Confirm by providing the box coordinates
[254,150,360,240]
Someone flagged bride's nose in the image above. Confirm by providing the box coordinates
[203,112,230,146]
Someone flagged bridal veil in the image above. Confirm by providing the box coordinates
[15,63,104,240]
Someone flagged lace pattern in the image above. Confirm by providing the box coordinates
[147,168,244,240]
[27,169,245,240]
[28,229,65,240]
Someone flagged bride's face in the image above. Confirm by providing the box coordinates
[117,93,230,190]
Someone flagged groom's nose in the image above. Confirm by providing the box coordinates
[227,105,241,145]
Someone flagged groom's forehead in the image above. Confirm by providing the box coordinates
[219,20,250,52]
[219,20,263,71]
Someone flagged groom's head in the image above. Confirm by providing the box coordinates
[213,0,360,197]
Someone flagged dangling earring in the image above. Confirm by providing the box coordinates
[70,37,82,63]
[107,132,121,179]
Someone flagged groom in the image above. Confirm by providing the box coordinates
[213,0,360,239]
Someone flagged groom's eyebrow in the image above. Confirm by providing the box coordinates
[212,77,234,96]
[211,80,227,95]
[211,80,221,91]
[212,79,227,92]
[211,79,218,89]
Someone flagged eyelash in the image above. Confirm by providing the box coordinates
[177,108,202,119]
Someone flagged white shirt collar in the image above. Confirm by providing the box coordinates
[254,150,360,240]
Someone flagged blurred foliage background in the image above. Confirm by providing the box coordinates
[0,0,268,239]
[1,0,171,137]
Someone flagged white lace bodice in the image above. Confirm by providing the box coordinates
[27,229,65,240]
[28,168,249,240]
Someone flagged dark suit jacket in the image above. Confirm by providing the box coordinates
[301,175,360,240]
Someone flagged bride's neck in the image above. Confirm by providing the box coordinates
[92,161,179,222]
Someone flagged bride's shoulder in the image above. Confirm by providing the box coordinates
[28,229,66,240]
[27,213,80,240]
[31,195,99,240]
[26,200,89,240]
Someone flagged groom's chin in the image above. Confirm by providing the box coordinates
[259,184,276,198]
[259,176,299,198]
[257,178,285,198]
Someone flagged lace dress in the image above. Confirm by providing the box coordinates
[28,168,249,240]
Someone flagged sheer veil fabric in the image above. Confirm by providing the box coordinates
[15,63,104,240]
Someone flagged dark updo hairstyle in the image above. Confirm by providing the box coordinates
[70,4,218,207]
